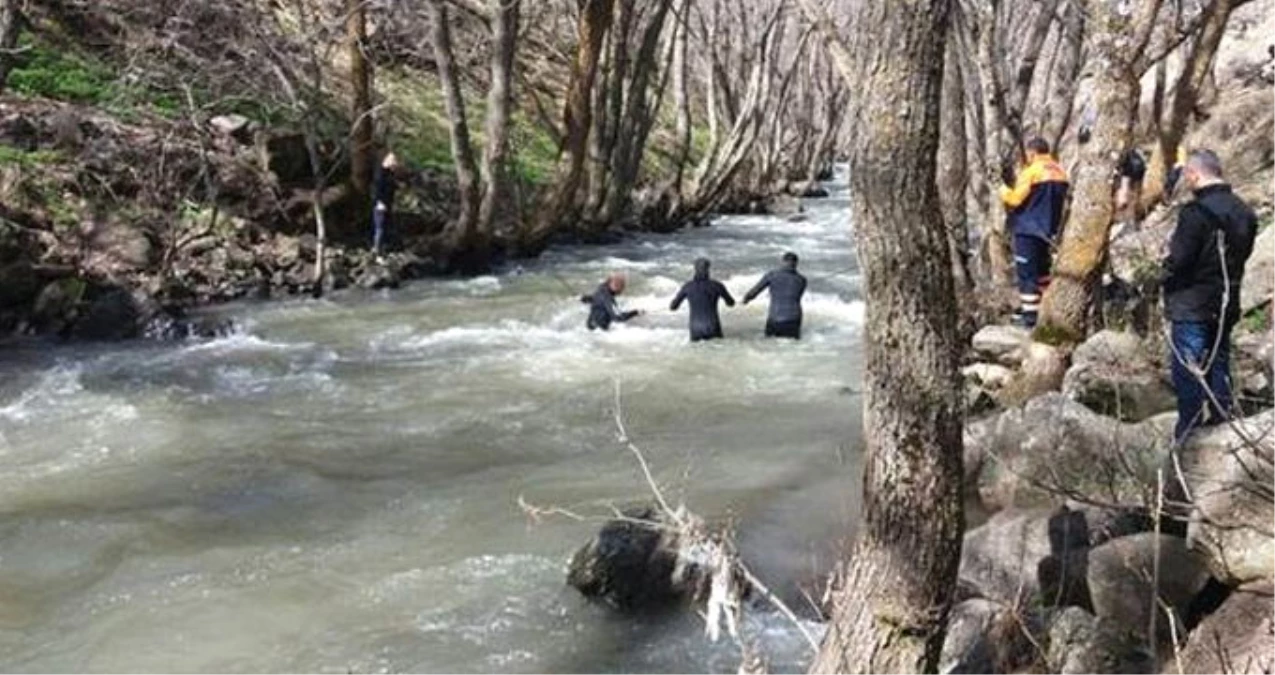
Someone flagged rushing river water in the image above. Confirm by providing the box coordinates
[0,173,864,673]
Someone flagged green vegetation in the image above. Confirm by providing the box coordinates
[378,68,560,185]
[0,146,62,167]
[5,33,117,103]
[1241,306,1271,334]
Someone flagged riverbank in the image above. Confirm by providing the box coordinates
[0,92,823,343]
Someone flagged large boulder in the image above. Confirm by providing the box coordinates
[566,507,712,611]
[1234,331,1274,407]
[1046,606,1156,674]
[1175,583,1274,674]
[1241,224,1273,315]
[1086,533,1211,645]
[971,325,1031,366]
[1173,411,1275,586]
[964,393,1171,512]
[1062,330,1176,422]
[958,507,1091,610]
[71,287,162,341]
[940,597,1043,674]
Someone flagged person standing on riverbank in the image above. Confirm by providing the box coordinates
[371,152,400,257]
[743,252,807,339]
[1163,149,1258,443]
[670,258,736,342]
[999,137,1069,328]
[582,272,643,331]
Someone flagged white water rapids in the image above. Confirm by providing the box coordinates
[0,172,864,672]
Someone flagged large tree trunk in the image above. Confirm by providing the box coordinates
[0,0,21,94]
[808,0,965,671]
[939,29,976,341]
[525,0,616,249]
[476,0,520,242]
[1036,0,1151,343]
[670,0,692,199]
[429,0,480,238]
[1144,0,1234,206]
[346,0,374,197]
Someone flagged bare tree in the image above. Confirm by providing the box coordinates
[475,0,519,243]
[525,0,616,250]
[1036,0,1165,343]
[805,0,965,671]
[429,0,481,239]
[0,0,21,93]
[346,0,374,196]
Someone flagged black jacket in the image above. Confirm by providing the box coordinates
[670,262,735,339]
[373,164,396,207]
[1163,184,1258,324]
[743,266,807,324]
[582,282,639,330]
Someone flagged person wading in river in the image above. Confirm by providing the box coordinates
[743,251,807,339]
[669,258,736,342]
[581,272,643,331]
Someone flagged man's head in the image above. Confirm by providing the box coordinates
[382,152,400,170]
[1183,149,1224,191]
[607,271,627,294]
[693,257,711,279]
[1025,137,1051,161]
[782,251,799,270]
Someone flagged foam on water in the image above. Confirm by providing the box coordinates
[0,170,860,673]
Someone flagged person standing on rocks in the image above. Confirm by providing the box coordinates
[669,258,736,342]
[582,272,643,331]
[1163,149,1258,443]
[743,251,807,339]
[999,137,1070,329]
[371,151,400,258]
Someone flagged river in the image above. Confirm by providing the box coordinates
[0,172,864,673]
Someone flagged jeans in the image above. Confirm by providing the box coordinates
[1170,320,1234,443]
[372,205,389,253]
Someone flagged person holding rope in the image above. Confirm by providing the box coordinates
[581,271,643,331]
[1163,149,1258,444]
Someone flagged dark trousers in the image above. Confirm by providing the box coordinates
[765,319,801,340]
[690,325,723,342]
[372,207,390,253]
[1170,320,1234,443]
[1013,235,1052,326]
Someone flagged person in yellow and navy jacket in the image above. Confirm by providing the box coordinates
[999,137,1069,328]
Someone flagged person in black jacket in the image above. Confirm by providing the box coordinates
[670,258,735,342]
[743,252,807,339]
[371,152,400,256]
[581,272,642,331]
[1163,149,1258,443]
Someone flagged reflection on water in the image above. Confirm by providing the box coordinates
[0,174,862,673]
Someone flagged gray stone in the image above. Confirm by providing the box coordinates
[940,598,1043,674]
[1063,330,1176,422]
[963,363,1015,391]
[566,506,712,611]
[963,393,1170,512]
[1176,583,1274,674]
[971,325,1030,366]
[1046,606,1155,674]
[1174,411,1275,586]
[1086,533,1210,645]
[958,507,1091,610]
[1241,224,1273,315]
[209,114,252,141]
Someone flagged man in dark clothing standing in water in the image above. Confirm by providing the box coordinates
[670,258,736,341]
[582,272,643,331]
[743,252,807,339]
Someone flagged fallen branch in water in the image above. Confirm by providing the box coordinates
[518,378,823,666]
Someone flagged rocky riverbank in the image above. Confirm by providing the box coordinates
[0,97,818,343]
